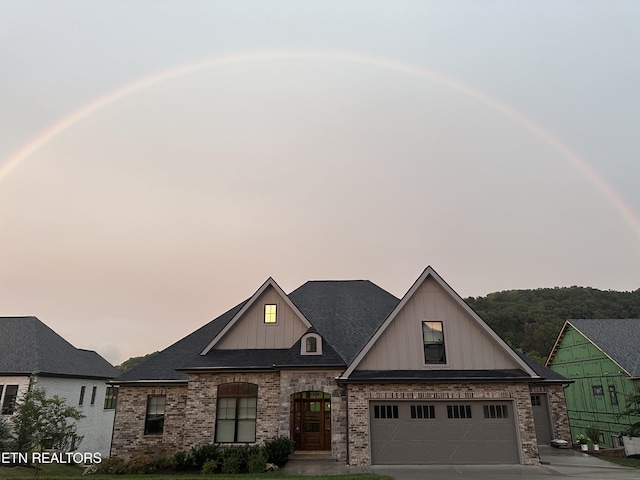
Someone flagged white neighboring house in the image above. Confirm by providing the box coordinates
[0,316,119,457]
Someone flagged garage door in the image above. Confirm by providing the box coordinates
[370,401,520,464]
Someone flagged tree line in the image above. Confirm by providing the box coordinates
[465,286,640,363]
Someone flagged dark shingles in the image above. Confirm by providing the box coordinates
[0,316,119,379]
[569,319,640,376]
[288,280,400,363]
[115,300,248,382]
[515,350,569,382]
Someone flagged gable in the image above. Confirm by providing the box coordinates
[215,285,310,350]
[354,276,524,371]
[548,323,632,378]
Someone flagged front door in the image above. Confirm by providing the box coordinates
[292,391,331,450]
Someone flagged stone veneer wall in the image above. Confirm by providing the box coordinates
[346,382,540,466]
[182,372,281,449]
[110,384,188,459]
[530,383,571,442]
[279,370,347,461]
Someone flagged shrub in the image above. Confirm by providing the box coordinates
[201,458,218,474]
[128,454,157,474]
[0,417,14,452]
[263,435,295,466]
[247,448,267,473]
[94,457,129,474]
[221,448,243,474]
[190,443,220,470]
[172,450,193,472]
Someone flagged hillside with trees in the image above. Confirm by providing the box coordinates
[465,286,640,363]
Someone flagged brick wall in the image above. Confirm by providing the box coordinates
[110,384,187,459]
[530,383,571,442]
[279,370,346,461]
[182,372,281,449]
[346,382,540,466]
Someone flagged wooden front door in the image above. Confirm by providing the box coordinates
[292,391,331,451]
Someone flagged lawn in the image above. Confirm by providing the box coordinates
[0,465,391,480]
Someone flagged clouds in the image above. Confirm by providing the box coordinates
[1,2,638,364]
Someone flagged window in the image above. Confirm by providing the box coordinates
[104,386,118,410]
[483,405,508,418]
[422,321,446,364]
[215,383,257,443]
[373,405,399,419]
[410,405,435,419]
[592,385,604,396]
[1,385,19,415]
[264,304,277,323]
[90,386,97,406]
[79,386,86,406]
[447,405,472,419]
[306,336,317,353]
[609,385,618,405]
[531,395,541,406]
[144,395,166,435]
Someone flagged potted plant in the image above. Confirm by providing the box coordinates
[576,433,588,452]
[585,426,601,451]
[619,393,640,456]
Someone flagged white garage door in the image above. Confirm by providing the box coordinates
[370,401,520,464]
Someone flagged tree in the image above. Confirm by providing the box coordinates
[619,393,640,437]
[0,417,13,452]
[116,351,159,372]
[12,387,85,453]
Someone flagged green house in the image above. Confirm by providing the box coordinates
[546,319,640,448]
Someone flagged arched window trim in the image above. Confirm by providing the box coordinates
[300,333,322,356]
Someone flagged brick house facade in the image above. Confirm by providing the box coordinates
[111,267,571,465]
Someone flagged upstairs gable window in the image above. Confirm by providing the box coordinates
[264,304,277,323]
[422,321,446,364]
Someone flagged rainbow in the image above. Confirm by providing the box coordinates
[2,49,639,238]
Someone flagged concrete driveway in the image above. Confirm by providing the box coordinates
[370,447,637,480]
[284,447,638,479]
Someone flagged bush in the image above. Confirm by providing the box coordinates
[128,454,157,474]
[171,450,193,472]
[263,435,295,466]
[94,457,129,475]
[247,448,267,473]
[201,458,219,474]
[190,443,220,470]
[221,448,244,474]
[0,417,14,452]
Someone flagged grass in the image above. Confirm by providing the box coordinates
[0,465,391,480]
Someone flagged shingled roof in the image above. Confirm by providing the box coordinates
[116,279,399,382]
[0,316,119,379]
[116,300,248,382]
[568,319,640,377]
[288,280,399,363]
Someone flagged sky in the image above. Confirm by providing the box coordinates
[1,1,639,365]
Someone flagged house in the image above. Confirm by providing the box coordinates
[546,319,640,448]
[111,267,570,465]
[0,316,120,456]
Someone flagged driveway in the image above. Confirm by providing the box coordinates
[284,447,637,480]
[370,447,637,480]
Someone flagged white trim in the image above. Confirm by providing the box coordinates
[301,333,323,355]
[200,277,312,355]
[341,266,539,379]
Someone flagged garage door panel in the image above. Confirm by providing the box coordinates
[370,401,520,465]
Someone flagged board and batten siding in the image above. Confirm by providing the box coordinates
[356,277,520,370]
[217,286,308,349]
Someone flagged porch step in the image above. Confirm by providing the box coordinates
[289,451,333,461]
